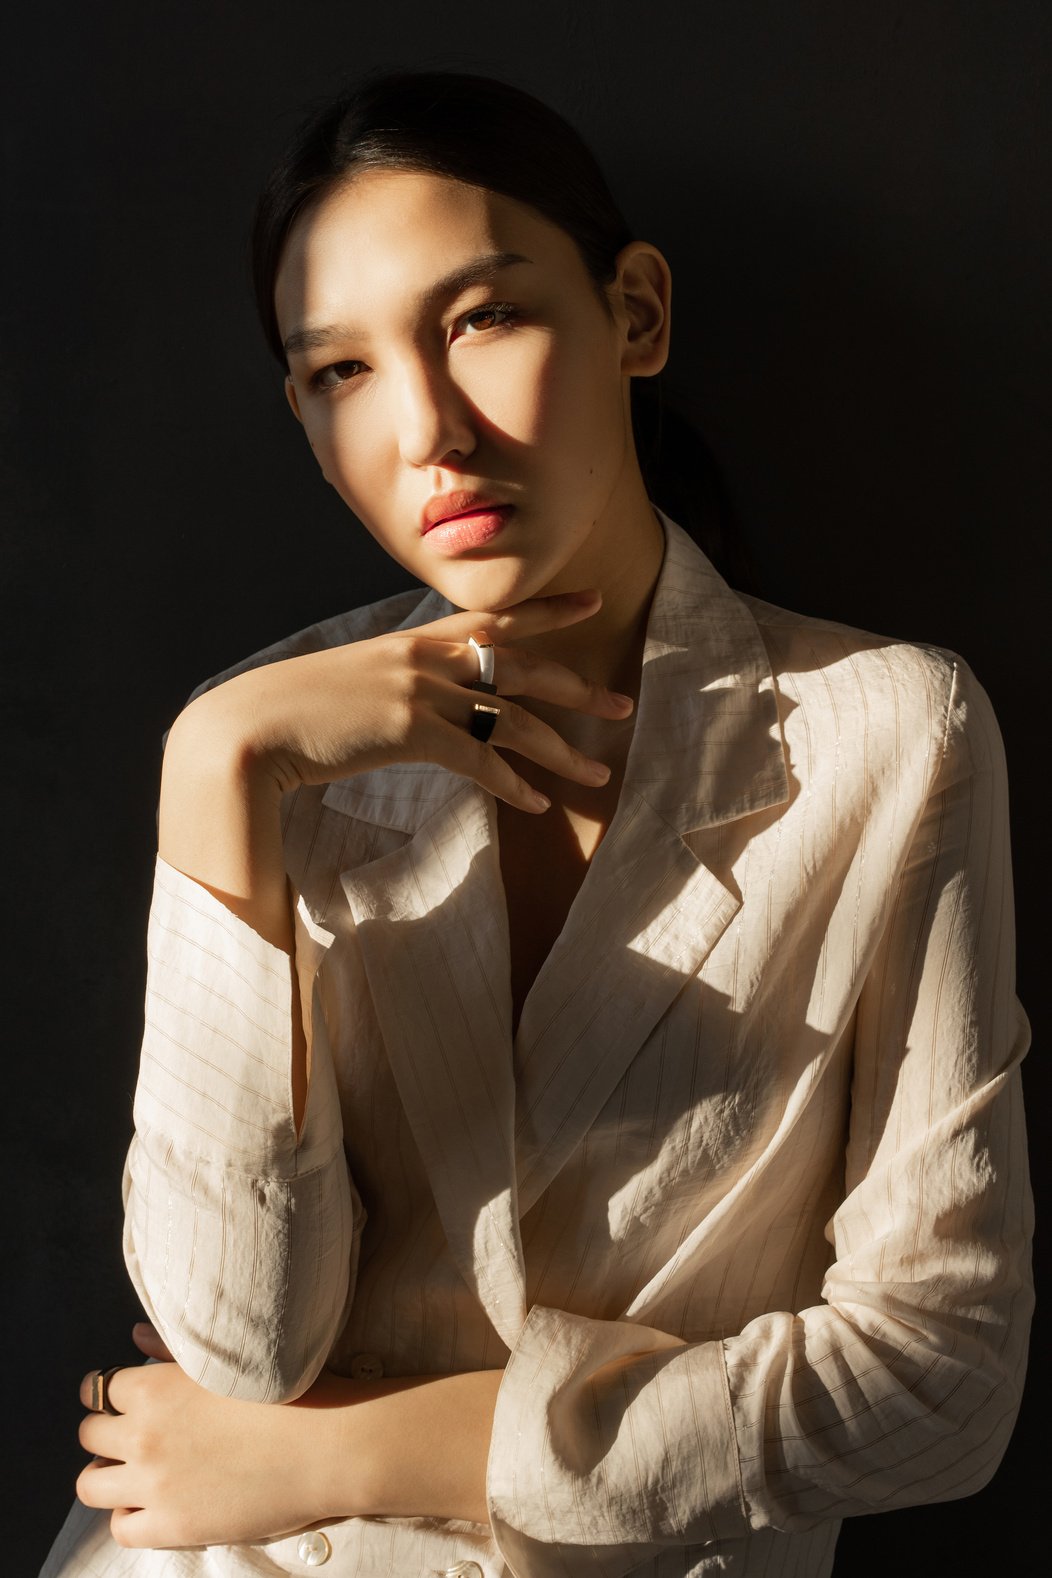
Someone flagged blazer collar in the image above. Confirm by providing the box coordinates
[620,510,788,832]
[322,509,789,836]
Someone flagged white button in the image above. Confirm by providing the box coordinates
[349,1352,384,1380]
[444,1564,484,1578]
[297,1530,332,1566]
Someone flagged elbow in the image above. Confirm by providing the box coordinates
[226,1348,331,1407]
[162,1307,347,1405]
[122,1137,359,1405]
[866,1349,1028,1514]
[932,1370,1027,1503]
[123,1222,354,1406]
[910,1290,1033,1507]
[779,1294,1034,1524]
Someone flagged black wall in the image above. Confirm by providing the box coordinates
[6,3,1046,1569]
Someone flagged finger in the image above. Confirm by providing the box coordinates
[132,1321,174,1361]
[429,704,610,812]
[488,644,635,717]
[410,711,549,814]
[427,679,618,788]
[109,1509,155,1551]
[461,738,554,814]
[483,699,615,788]
[78,1411,125,1458]
[408,636,633,721]
[76,1457,136,1511]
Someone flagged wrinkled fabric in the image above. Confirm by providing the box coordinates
[43,514,1032,1578]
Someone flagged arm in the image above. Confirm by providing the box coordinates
[484,660,1033,1577]
[123,595,633,1403]
[77,1330,502,1548]
[121,852,356,1403]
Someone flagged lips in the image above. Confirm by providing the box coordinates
[420,490,508,533]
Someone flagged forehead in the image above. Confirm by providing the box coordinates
[274,167,583,336]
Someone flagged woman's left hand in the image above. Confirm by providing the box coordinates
[76,1325,347,1548]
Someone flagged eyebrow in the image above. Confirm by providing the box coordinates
[282,250,534,357]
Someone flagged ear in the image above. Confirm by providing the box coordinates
[612,241,672,378]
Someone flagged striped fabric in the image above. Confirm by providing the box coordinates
[42,513,1032,1578]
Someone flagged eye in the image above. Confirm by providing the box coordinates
[309,359,365,392]
[456,301,520,336]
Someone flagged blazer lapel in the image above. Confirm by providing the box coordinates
[335,778,527,1350]
[510,512,791,1210]
[513,789,742,1213]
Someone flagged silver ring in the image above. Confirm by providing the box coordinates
[468,631,496,690]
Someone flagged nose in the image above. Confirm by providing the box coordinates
[396,356,477,469]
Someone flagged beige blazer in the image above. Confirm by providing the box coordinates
[42,512,1033,1578]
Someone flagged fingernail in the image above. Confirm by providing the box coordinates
[532,791,551,810]
[610,692,634,708]
[588,761,611,782]
[571,589,601,604]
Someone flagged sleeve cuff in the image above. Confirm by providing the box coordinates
[487,1304,748,1577]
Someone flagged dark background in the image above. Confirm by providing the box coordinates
[4,1,1046,1569]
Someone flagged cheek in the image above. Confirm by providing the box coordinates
[524,330,625,461]
[304,400,383,499]
[434,331,558,446]
[458,325,620,453]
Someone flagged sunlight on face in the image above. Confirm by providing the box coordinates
[275,167,641,610]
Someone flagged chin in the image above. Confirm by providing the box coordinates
[424,557,550,613]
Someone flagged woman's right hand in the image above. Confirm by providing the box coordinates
[177,587,632,814]
[156,588,633,958]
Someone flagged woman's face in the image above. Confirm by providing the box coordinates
[276,167,666,612]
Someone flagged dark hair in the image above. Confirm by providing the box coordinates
[250,69,755,590]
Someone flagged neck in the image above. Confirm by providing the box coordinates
[530,487,666,698]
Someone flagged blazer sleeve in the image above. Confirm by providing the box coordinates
[486,658,1034,1578]
[121,855,359,1403]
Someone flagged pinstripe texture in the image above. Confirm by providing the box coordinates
[42,514,1032,1578]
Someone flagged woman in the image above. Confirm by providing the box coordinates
[44,69,1032,1578]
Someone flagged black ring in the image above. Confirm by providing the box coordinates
[89,1366,123,1415]
[471,679,498,694]
[469,702,500,743]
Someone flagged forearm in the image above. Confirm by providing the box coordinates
[158,685,309,1127]
[77,1345,503,1548]
[305,1368,503,1526]
[159,682,293,950]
